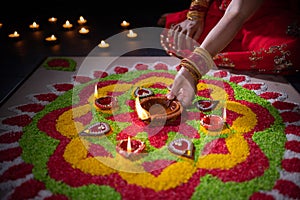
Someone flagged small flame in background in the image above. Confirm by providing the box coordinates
[135,96,150,120]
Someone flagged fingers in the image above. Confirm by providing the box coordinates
[166,68,196,107]
[167,74,183,100]
[161,21,200,59]
[177,89,194,107]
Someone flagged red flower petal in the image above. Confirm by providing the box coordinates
[274,179,300,199]
[0,163,33,181]
[15,103,45,113]
[213,70,229,78]
[250,192,275,200]
[52,83,74,92]
[197,88,212,98]
[93,70,108,78]
[259,91,282,100]
[272,101,298,110]
[282,158,300,172]
[0,147,22,162]
[10,179,45,200]
[47,59,70,67]
[243,83,264,90]
[73,75,92,83]
[2,114,32,127]
[142,160,175,176]
[87,143,112,157]
[202,138,229,155]
[135,63,148,70]
[0,131,23,143]
[154,63,168,70]
[114,66,128,74]
[285,141,300,153]
[285,125,300,136]
[34,93,58,102]
[280,111,300,123]
[229,75,247,84]
[76,111,93,125]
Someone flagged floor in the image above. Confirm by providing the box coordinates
[0,1,299,107]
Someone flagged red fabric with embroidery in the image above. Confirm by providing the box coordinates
[164,0,300,74]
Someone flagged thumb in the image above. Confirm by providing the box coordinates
[166,77,182,100]
[166,90,175,100]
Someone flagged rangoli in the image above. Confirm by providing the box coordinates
[0,61,299,200]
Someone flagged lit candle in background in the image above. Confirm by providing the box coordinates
[98,40,109,48]
[45,34,58,44]
[62,20,73,29]
[120,20,130,28]
[78,27,89,35]
[77,16,87,25]
[0,23,3,28]
[48,17,57,22]
[127,29,137,38]
[29,21,39,30]
[8,31,20,39]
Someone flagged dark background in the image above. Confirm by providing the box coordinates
[0,0,190,105]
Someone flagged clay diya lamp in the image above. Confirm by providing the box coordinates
[116,137,146,159]
[79,122,111,136]
[195,100,219,112]
[136,95,183,126]
[168,138,194,159]
[94,96,118,111]
[200,114,224,131]
[134,87,154,98]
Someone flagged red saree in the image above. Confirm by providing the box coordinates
[164,0,300,74]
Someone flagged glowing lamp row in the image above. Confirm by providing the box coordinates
[98,30,138,48]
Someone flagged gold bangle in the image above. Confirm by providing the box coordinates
[182,66,199,83]
[181,59,202,78]
[183,57,206,77]
[186,14,205,21]
[187,11,206,18]
[194,47,215,68]
[191,0,210,8]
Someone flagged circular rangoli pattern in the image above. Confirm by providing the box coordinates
[0,62,300,200]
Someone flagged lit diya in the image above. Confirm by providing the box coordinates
[200,114,224,131]
[136,95,183,126]
[116,137,146,159]
[134,87,153,98]
[79,122,111,136]
[94,96,118,110]
[168,138,194,159]
[94,84,118,111]
[195,100,219,112]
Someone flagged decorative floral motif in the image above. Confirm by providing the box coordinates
[43,57,77,71]
[0,62,299,200]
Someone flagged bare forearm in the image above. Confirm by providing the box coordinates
[200,0,264,56]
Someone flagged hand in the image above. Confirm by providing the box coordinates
[166,67,197,108]
[168,19,204,51]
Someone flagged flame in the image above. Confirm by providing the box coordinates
[127,136,132,152]
[135,96,150,120]
[223,105,227,122]
[94,84,98,99]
